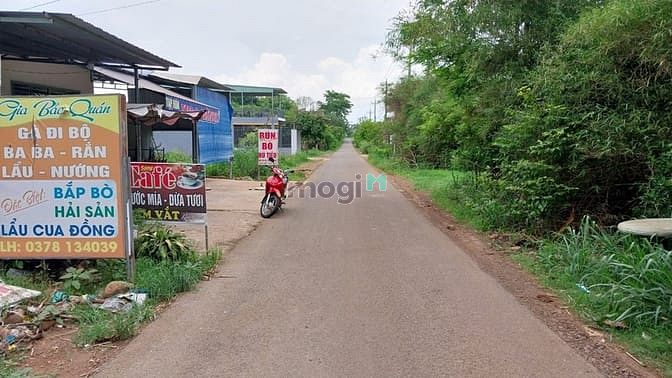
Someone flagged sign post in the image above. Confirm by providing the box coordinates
[0,95,130,261]
[258,129,279,166]
[130,162,208,248]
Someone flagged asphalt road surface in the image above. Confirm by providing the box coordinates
[97,141,601,377]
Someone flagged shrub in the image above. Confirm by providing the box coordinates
[134,223,195,262]
[165,150,192,163]
[59,267,101,295]
[495,0,672,226]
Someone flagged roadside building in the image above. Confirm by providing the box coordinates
[229,85,300,155]
[0,11,177,94]
[92,67,209,163]
[0,11,207,163]
[147,72,234,164]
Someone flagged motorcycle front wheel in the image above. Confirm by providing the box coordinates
[260,193,280,218]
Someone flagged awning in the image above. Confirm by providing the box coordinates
[127,103,204,127]
[0,11,178,69]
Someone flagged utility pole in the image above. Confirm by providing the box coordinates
[384,80,388,121]
[372,99,377,122]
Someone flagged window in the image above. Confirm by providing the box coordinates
[11,81,80,96]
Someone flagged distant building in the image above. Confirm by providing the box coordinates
[229,85,300,155]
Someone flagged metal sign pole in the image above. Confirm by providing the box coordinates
[123,156,135,282]
[229,156,234,179]
[126,201,135,283]
[204,223,209,251]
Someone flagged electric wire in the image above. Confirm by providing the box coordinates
[20,0,61,11]
[78,0,162,17]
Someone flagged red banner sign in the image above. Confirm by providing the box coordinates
[130,162,206,223]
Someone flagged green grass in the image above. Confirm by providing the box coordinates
[0,237,222,375]
[367,151,494,230]
[0,357,32,378]
[531,218,672,374]
[0,274,51,296]
[72,249,222,346]
[537,218,672,326]
[206,148,327,181]
[280,149,324,181]
[134,251,219,302]
[72,303,154,346]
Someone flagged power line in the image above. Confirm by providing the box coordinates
[20,0,61,10]
[78,0,162,16]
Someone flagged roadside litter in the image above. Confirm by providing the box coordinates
[0,280,147,354]
[0,282,41,308]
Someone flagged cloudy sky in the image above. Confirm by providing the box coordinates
[8,0,410,122]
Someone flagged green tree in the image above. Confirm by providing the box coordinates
[318,90,353,130]
[385,0,603,171]
[296,110,328,150]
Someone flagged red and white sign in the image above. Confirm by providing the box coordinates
[130,162,207,224]
[258,129,279,166]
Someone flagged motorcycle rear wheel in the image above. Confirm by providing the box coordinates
[260,194,280,218]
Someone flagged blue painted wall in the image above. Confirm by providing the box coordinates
[194,86,233,163]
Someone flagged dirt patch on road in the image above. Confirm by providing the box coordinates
[388,173,660,378]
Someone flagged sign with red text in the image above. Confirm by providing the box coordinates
[0,95,128,259]
[130,163,206,223]
[258,129,279,166]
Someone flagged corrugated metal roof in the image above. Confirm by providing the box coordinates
[93,66,209,107]
[150,72,233,91]
[227,84,287,95]
[232,116,285,126]
[0,11,178,69]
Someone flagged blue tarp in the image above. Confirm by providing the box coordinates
[194,86,233,163]
[164,88,233,164]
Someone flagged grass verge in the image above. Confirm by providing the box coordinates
[73,249,222,346]
[205,149,326,181]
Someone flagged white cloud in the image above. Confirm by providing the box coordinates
[215,45,402,122]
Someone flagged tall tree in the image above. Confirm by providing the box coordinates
[385,0,603,170]
[318,90,353,129]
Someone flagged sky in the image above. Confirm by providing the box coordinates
[7,0,410,122]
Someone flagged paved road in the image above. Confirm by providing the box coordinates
[97,141,601,377]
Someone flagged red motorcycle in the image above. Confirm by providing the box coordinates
[260,158,291,218]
